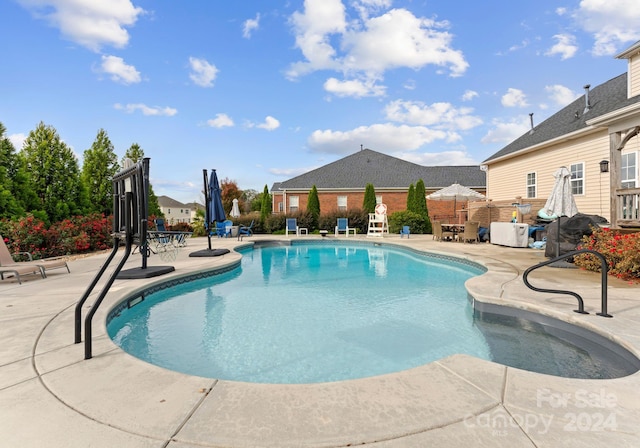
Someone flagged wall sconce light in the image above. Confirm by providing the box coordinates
[599,159,609,173]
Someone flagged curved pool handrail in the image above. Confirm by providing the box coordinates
[523,249,612,317]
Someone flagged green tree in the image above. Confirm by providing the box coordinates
[307,185,320,227]
[260,185,271,224]
[0,123,28,218]
[21,122,87,223]
[406,183,416,212]
[82,129,119,215]
[121,143,162,218]
[363,183,376,213]
[121,143,145,166]
[414,179,431,233]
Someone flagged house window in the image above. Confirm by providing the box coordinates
[289,196,299,213]
[526,172,536,198]
[337,196,347,211]
[376,195,382,204]
[278,202,283,212]
[570,163,584,195]
[622,152,637,188]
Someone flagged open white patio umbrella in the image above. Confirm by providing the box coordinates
[230,198,241,218]
[544,166,578,258]
[427,183,485,221]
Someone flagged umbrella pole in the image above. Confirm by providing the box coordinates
[203,169,212,251]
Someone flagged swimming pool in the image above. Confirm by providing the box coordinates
[107,241,640,383]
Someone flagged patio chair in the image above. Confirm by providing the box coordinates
[335,218,356,237]
[285,218,299,237]
[238,220,254,238]
[400,226,410,238]
[459,221,480,244]
[154,218,192,247]
[432,221,453,241]
[0,235,70,278]
[215,220,232,238]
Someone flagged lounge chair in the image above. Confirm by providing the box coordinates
[285,218,299,237]
[335,218,356,237]
[459,221,480,243]
[0,264,45,284]
[0,234,70,278]
[400,226,410,238]
[238,220,254,238]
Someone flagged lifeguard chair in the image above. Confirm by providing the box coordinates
[367,203,389,237]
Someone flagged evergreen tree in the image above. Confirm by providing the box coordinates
[406,183,416,212]
[307,185,320,230]
[363,183,376,213]
[260,185,271,224]
[414,179,432,233]
[82,129,119,215]
[414,179,428,216]
[0,123,27,218]
[121,143,162,217]
[21,122,87,223]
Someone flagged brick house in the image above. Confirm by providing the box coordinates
[271,148,486,221]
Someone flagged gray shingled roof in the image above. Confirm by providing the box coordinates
[484,73,640,163]
[272,149,485,191]
[157,195,188,208]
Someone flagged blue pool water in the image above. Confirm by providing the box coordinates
[107,242,639,383]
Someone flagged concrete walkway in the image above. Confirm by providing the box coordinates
[1,235,639,447]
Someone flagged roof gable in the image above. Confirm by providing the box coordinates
[483,73,640,163]
[272,149,485,191]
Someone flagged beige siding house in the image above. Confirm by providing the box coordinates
[157,195,196,224]
[483,41,640,228]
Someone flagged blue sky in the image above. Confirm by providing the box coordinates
[1,1,639,204]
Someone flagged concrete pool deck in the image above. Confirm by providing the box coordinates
[1,234,639,447]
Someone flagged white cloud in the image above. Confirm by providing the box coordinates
[323,77,386,97]
[269,166,319,177]
[8,133,27,150]
[257,116,280,131]
[243,13,260,39]
[17,0,144,52]
[501,88,529,107]
[574,0,640,56]
[461,90,478,101]
[98,55,141,84]
[189,57,218,87]
[545,84,579,106]
[207,113,234,128]
[481,117,530,144]
[352,0,392,19]
[287,0,347,78]
[401,150,478,166]
[385,99,483,131]
[556,7,568,15]
[287,2,468,81]
[114,103,177,116]
[307,123,450,155]
[545,33,578,60]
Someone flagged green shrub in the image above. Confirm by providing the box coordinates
[388,210,429,234]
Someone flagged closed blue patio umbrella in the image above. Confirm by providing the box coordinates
[191,169,230,257]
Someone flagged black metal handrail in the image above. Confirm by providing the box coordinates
[523,249,612,317]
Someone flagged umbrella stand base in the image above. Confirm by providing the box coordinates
[189,248,230,257]
[117,266,175,279]
[548,259,577,269]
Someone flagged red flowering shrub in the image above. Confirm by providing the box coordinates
[1,214,113,259]
[575,228,640,281]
